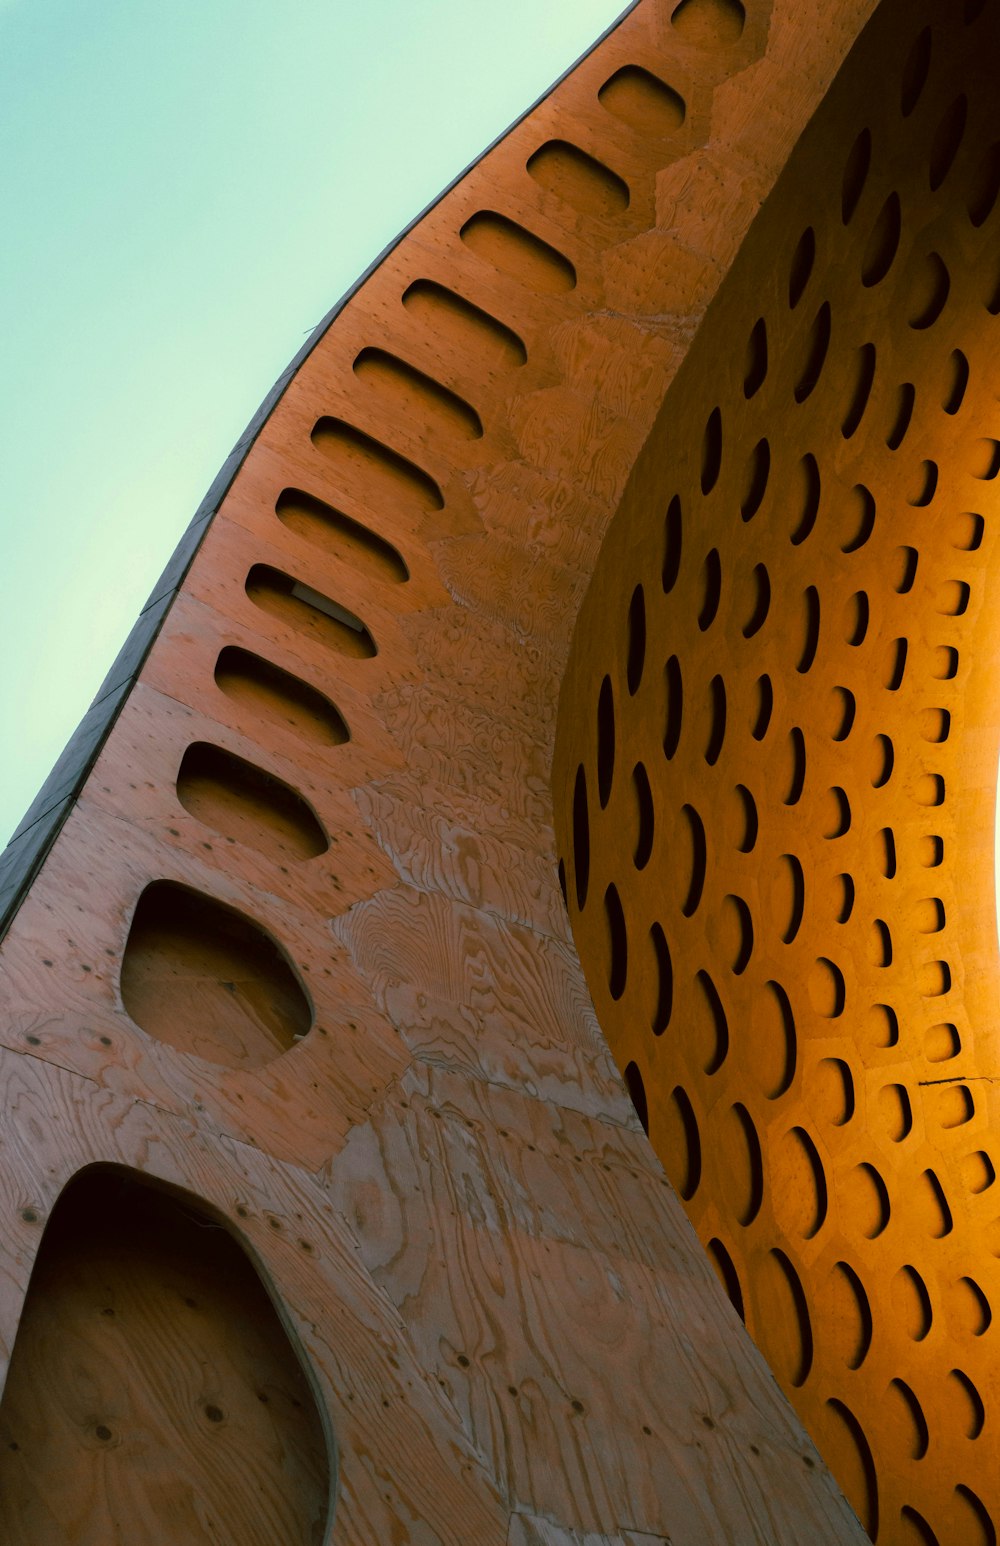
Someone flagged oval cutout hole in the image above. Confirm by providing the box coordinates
[276,487,408,584]
[121,882,312,1068]
[176,743,328,862]
[215,647,349,748]
[246,566,376,659]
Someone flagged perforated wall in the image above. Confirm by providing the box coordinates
[556,1,1000,1540]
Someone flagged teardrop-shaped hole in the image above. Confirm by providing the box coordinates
[794,303,831,403]
[597,675,615,808]
[0,1166,331,1546]
[122,882,312,1068]
[572,765,590,910]
[681,804,707,918]
[215,648,349,748]
[900,26,932,117]
[627,584,646,695]
[246,565,377,659]
[741,437,770,523]
[841,343,876,438]
[862,193,902,287]
[663,495,682,593]
[886,382,915,449]
[841,484,875,553]
[744,319,767,398]
[790,453,821,546]
[789,227,816,308]
[664,655,683,760]
[176,744,328,862]
[623,1061,649,1135]
[705,675,727,766]
[841,128,872,224]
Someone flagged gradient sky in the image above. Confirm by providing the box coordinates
[0,0,624,846]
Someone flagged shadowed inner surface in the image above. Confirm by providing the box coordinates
[555,0,1000,1539]
[0,1169,330,1546]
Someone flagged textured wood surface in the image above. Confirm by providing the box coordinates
[555,1,1000,1540]
[0,0,881,1540]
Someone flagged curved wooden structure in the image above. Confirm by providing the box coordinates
[2,0,983,1540]
[555,0,1000,1541]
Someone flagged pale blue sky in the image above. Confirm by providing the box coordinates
[0,0,623,845]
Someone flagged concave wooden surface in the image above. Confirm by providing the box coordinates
[0,0,883,1541]
[555,0,1000,1540]
[0,1168,330,1546]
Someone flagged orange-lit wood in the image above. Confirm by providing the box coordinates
[0,0,899,1540]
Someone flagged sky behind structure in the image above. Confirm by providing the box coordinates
[0,0,623,846]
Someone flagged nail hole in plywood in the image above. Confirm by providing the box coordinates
[311,418,443,518]
[526,139,629,217]
[402,280,527,371]
[598,65,685,136]
[459,210,576,292]
[353,349,483,441]
[176,744,328,863]
[245,566,376,660]
[0,1168,331,1546]
[275,488,408,585]
[215,647,348,748]
[121,881,312,1068]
